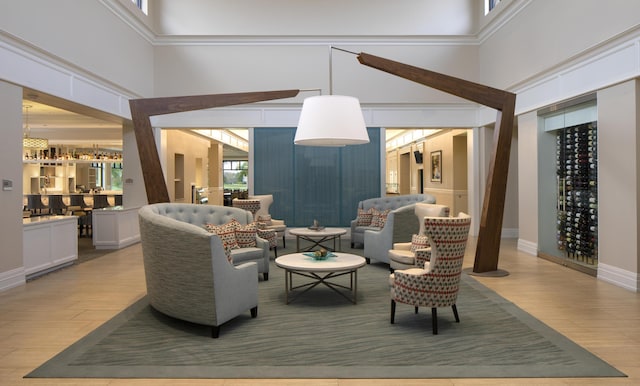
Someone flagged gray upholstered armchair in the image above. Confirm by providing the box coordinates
[388,203,450,272]
[350,194,435,249]
[363,203,420,265]
[139,203,259,338]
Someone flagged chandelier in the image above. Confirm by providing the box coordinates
[23,105,49,149]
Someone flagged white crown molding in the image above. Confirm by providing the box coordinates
[99,0,155,44]
[100,0,532,47]
[476,0,534,44]
[151,35,479,47]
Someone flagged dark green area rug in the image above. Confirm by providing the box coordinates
[27,241,625,379]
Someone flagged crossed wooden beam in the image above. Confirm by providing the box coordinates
[129,52,516,275]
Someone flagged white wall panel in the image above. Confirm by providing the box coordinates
[0,0,154,97]
[152,0,478,36]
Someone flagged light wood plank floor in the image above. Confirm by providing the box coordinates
[0,238,638,386]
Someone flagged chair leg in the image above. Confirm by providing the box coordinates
[431,307,438,335]
[263,272,269,281]
[390,300,396,324]
[365,258,370,264]
[212,326,220,339]
[415,306,418,314]
[251,306,258,318]
[282,235,286,248]
[452,304,460,323]
[273,246,278,258]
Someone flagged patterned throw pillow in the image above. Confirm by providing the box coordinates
[257,227,277,248]
[235,221,257,248]
[356,208,373,226]
[410,234,429,253]
[203,220,240,261]
[257,214,272,226]
[370,208,391,228]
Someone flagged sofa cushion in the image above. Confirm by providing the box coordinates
[235,221,258,248]
[257,228,277,248]
[231,246,264,264]
[371,208,391,228]
[410,234,429,253]
[356,208,374,226]
[204,220,240,260]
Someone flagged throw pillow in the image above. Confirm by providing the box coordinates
[257,214,272,226]
[236,221,258,248]
[203,220,240,261]
[257,228,277,248]
[371,208,391,228]
[356,208,373,226]
[410,234,429,253]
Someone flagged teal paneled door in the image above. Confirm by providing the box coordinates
[253,128,380,227]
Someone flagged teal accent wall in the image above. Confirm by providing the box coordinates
[254,128,381,227]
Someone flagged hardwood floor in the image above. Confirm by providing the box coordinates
[0,238,638,385]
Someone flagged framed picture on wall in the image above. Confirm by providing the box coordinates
[430,150,442,183]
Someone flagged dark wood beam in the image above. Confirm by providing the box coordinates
[357,52,516,274]
[129,90,300,204]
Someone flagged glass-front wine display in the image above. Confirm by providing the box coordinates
[556,122,598,265]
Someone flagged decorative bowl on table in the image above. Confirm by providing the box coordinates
[304,249,334,260]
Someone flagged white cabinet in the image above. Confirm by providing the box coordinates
[92,206,140,249]
[23,216,78,278]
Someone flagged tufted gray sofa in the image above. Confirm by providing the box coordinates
[349,194,436,264]
[138,203,268,338]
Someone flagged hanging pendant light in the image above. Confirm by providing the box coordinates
[22,105,49,149]
[295,95,369,146]
[294,46,369,147]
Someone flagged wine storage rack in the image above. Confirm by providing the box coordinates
[556,122,598,265]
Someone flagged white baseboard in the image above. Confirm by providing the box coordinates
[94,236,140,250]
[501,228,519,239]
[597,263,639,292]
[517,239,538,256]
[0,267,26,292]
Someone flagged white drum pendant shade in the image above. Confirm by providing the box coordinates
[294,95,369,146]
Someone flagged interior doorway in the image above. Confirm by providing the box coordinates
[399,152,411,194]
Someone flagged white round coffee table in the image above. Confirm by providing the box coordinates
[275,252,366,304]
[288,227,348,252]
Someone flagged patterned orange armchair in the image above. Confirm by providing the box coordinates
[232,197,278,256]
[249,194,287,248]
[389,213,471,334]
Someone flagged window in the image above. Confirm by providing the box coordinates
[131,0,148,15]
[111,163,123,191]
[485,0,501,15]
[91,162,103,189]
[223,160,248,191]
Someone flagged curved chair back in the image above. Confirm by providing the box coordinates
[415,203,450,235]
[232,198,261,217]
[422,213,471,306]
[250,194,274,218]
